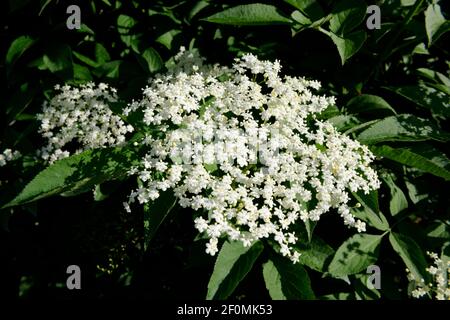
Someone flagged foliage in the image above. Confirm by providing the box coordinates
[0,0,449,300]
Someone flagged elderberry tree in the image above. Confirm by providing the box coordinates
[1,0,449,300]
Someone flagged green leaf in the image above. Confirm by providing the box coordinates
[93,184,108,201]
[426,221,450,239]
[6,35,36,76]
[139,47,163,73]
[381,174,408,216]
[321,292,354,300]
[188,0,210,21]
[117,14,140,52]
[412,42,430,55]
[321,29,367,65]
[295,236,335,272]
[384,85,450,118]
[155,30,182,50]
[425,3,450,46]
[73,51,99,68]
[401,0,416,6]
[357,114,450,144]
[405,180,428,204]
[207,240,263,300]
[73,63,93,81]
[5,82,36,122]
[291,10,312,25]
[346,94,396,116]
[262,257,315,300]
[43,44,74,79]
[328,234,383,277]
[329,0,367,35]
[352,190,389,231]
[416,68,450,87]
[93,60,122,79]
[204,4,292,26]
[284,0,324,21]
[354,274,381,300]
[2,147,140,208]
[95,43,110,63]
[77,24,95,35]
[317,105,340,120]
[328,115,361,131]
[389,232,429,282]
[143,190,177,250]
[371,144,450,181]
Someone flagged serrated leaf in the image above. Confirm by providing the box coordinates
[328,115,361,131]
[329,0,367,35]
[188,0,209,21]
[291,10,312,25]
[143,190,177,250]
[2,147,139,208]
[416,68,450,87]
[139,47,163,73]
[389,232,429,282]
[207,240,263,300]
[73,51,99,68]
[95,43,110,63]
[204,4,292,26]
[93,60,122,79]
[155,30,182,50]
[357,114,450,144]
[382,174,408,216]
[262,257,315,300]
[328,234,383,277]
[405,180,428,204]
[384,85,450,118]
[352,190,389,231]
[322,29,367,65]
[346,94,396,116]
[425,3,450,46]
[295,236,335,272]
[426,221,450,239]
[43,44,74,78]
[371,144,450,181]
[284,0,324,21]
[77,24,95,35]
[6,35,36,76]
[117,14,140,52]
[73,63,93,81]
[316,105,340,120]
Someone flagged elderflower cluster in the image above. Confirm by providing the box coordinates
[408,251,450,300]
[124,48,380,262]
[0,148,21,167]
[37,83,134,163]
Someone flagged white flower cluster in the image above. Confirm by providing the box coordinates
[0,148,21,167]
[408,251,450,300]
[37,83,134,163]
[124,48,380,262]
